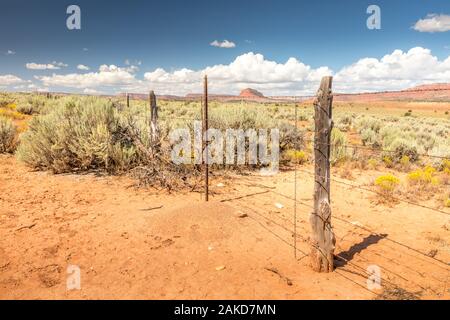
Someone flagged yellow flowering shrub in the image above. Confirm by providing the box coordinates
[407,166,439,186]
[286,149,308,165]
[445,198,450,208]
[375,174,400,196]
[0,106,25,120]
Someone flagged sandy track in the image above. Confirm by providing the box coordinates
[0,155,448,299]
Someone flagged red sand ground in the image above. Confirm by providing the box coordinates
[0,155,449,299]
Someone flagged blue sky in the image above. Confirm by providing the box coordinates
[1,0,450,95]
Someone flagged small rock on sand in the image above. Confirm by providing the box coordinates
[274,203,284,209]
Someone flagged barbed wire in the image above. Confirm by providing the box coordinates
[231,197,412,295]
[235,179,450,269]
[304,138,450,161]
[227,188,447,294]
[295,167,450,216]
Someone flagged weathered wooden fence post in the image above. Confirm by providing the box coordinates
[149,90,160,155]
[126,93,130,108]
[310,76,336,272]
[203,75,209,202]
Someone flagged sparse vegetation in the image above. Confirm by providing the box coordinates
[0,116,17,153]
[0,91,448,201]
[0,90,449,301]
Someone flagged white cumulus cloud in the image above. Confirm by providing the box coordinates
[37,64,138,89]
[5,50,15,55]
[52,61,68,68]
[334,47,450,92]
[83,88,103,94]
[77,64,90,71]
[31,47,450,95]
[142,52,331,95]
[210,40,236,48]
[0,74,26,86]
[26,62,68,70]
[413,14,450,32]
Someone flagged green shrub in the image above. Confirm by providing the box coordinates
[361,128,379,146]
[0,116,17,153]
[17,98,146,173]
[330,128,347,164]
[335,114,354,131]
[16,104,36,115]
[0,97,12,108]
[384,138,419,162]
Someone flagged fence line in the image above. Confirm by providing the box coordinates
[229,194,428,296]
[295,168,450,216]
[233,179,450,270]
[303,138,450,161]
[226,184,447,296]
[138,80,449,295]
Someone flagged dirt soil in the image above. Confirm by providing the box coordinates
[0,155,449,299]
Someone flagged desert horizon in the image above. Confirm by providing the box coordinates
[0,0,449,311]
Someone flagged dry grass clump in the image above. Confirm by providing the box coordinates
[0,116,18,153]
[367,158,378,170]
[399,155,411,171]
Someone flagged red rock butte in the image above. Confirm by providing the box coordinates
[239,88,265,98]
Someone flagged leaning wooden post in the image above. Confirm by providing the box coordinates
[310,76,336,272]
[149,91,159,155]
[203,75,209,202]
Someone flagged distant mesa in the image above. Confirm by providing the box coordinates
[116,82,450,103]
[239,88,265,98]
[406,83,450,91]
